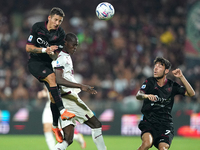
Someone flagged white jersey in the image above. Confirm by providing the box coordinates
[52,51,94,127]
[52,51,81,95]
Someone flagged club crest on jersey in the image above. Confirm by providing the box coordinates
[141,84,146,89]
[53,35,58,40]
[28,35,33,42]
[166,87,172,92]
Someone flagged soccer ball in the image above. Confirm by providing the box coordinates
[96,2,115,20]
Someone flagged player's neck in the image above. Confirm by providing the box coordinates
[46,23,56,31]
[47,24,52,31]
[156,77,167,87]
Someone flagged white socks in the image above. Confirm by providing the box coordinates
[92,128,106,150]
[60,109,65,115]
[73,133,79,141]
[44,132,56,150]
[54,140,68,150]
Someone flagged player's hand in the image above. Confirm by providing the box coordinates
[146,94,157,101]
[46,46,58,55]
[81,85,97,94]
[172,68,183,78]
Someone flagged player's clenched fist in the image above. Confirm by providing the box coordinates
[172,68,183,78]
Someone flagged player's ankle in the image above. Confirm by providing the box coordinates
[60,109,66,114]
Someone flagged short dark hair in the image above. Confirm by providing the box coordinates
[65,32,77,42]
[49,7,65,17]
[154,57,171,70]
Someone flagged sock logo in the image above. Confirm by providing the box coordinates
[95,134,102,139]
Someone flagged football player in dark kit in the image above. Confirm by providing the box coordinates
[136,57,195,150]
[26,7,75,143]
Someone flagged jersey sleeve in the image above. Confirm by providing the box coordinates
[52,55,66,70]
[26,23,38,45]
[139,78,151,93]
[56,28,65,52]
[172,82,186,96]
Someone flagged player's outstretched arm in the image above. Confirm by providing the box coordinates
[26,44,58,55]
[136,90,157,101]
[55,69,97,94]
[172,68,195,97]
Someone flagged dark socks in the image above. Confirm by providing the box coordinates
[49,86,64,111]
[50,102,60,126]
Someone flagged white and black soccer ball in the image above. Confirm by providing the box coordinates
[96,2,115,20]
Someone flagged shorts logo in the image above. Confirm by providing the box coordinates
[141,85,146,89]
[28,35,33,42]
[42,70,46,74]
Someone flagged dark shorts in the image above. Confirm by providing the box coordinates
[139,120,174,149]
[28,59,54,82]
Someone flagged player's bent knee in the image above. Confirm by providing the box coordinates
[141,140,152,149]
[158,143,169,150]
[44,73,57,86]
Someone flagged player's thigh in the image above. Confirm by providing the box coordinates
[141,132,154,147]
[154,127,174,149]
[62,124,74,144]
[62,94,94,123]
[84,115,102,129]
[28,60,54,82]
[158,142,169,150]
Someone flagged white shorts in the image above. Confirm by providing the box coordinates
[42,100,53,124]
[59,92,94,128]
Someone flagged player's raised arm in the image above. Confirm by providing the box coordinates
[172,68,195,97]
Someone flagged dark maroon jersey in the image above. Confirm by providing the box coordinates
[140,77,186,125]
[27,21,65,63]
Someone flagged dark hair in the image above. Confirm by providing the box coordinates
[154,57,171,70]
[65,32,77,42]
[49,7,65,17]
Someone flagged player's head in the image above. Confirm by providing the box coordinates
[47,7,65,30]
[153,57,171,79]
[63,33,79,55]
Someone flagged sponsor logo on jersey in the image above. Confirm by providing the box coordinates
[141,84,146,89]
[28,35,33,42]
[36,37,50,47]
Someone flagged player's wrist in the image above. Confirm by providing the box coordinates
[42,48,47,53]
[143,94,148,99]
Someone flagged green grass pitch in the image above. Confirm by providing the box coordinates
[0,135,199,150]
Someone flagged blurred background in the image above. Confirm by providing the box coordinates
[0,0,200,138]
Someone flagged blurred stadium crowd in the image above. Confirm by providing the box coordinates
[0,0,199,112]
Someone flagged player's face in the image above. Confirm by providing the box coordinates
[64,39,79,55]
[47,14,63,30]
[154,62,166,79]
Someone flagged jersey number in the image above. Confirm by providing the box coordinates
[165,130,170,135]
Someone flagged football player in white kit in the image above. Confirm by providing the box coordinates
[38,87,86,150]
[52,32,106,150]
